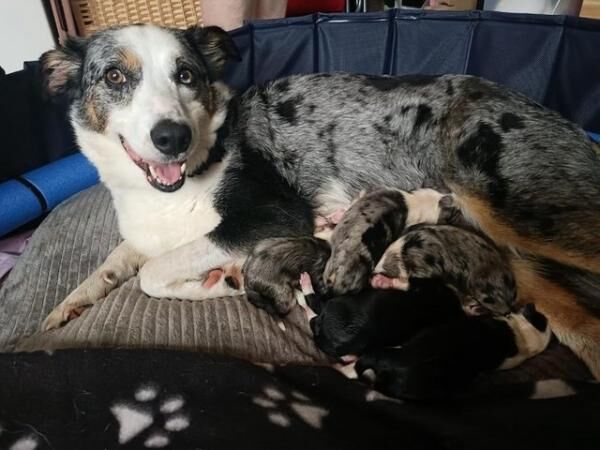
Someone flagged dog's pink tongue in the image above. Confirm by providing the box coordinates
[152,162,182,184]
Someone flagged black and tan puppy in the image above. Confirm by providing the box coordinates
[243,236,330,316]
[372,224,516,316]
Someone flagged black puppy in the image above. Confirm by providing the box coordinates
[306,270,548,364]
[307,278,464,357]
[353,303,551,400]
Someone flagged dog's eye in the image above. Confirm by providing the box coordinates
[178,69,194,85]
[105,68,126,86]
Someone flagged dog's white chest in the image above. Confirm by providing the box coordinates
[110,174,223,258]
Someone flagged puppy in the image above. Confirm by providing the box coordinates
[308,278,464,358]
[372,224,516,316]
[355,304,552,400]
[242,236,331,316]
[323,187,451,295]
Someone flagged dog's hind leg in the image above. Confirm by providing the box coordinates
[43,241,146,330]
[450,190,600,378]
[511,259,600,379]
[443,118,600,375]
[139,236,243,300]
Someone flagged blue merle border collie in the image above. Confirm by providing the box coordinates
[39,25,600,379]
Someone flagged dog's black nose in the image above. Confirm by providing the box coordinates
[150,119,191,156]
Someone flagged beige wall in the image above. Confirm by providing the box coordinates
[0,1,55,74]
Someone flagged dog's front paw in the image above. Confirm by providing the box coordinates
[42,269,119,331]
[42,302,86,331]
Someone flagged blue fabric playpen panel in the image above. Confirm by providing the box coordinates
[1,9,600,236]
[222,9,600,132]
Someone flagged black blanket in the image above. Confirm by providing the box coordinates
[1,349,600,450]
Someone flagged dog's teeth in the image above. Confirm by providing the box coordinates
[149,165,158,179]
[180,163,187,174]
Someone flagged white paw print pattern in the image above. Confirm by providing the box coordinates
[0,422,39,450]
[111,383,190,448]
[252,385,329,429]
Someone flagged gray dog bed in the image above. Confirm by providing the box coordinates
[0,185,593,383]
[0,185,327,364]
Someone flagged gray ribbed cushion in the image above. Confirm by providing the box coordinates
[0,185,327,364]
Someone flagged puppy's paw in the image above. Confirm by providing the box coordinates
[356,349,449,401]
[355,350,412,399]
[370,273,409,290]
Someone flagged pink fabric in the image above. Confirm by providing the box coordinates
[0,230,34,280]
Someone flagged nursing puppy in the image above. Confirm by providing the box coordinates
[354,304,551,400]
[372,224,516,316]
[243,236,330,316]
[308,278,463,357]
[323,187,450,295]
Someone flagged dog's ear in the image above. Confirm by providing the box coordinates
[40,36,87,99]
[185,26,241,79]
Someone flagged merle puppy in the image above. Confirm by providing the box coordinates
[372,224,516,316]
[243,236,331,316]
[322,188,452,294]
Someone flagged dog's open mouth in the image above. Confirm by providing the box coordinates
[119,135,186,192]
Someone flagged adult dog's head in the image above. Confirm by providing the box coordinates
[41,25,239,192]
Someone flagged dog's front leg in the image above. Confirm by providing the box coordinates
[139,236,241,300]
[43,241,146,330]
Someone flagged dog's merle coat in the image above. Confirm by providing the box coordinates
[40,25,600,379]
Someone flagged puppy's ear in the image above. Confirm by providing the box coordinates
[40,36,87,99]
[185,26,241,79]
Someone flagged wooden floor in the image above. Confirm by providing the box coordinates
[581,0,600,18]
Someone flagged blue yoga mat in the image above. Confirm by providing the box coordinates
[0,153,98,236]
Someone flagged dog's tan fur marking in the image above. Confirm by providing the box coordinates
[452,189,600,378]
[84,91,107,133]
[117,48,142,73]
[511,258,600,378]
[452,189,600,273]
